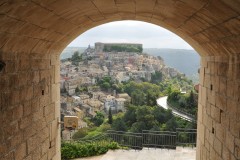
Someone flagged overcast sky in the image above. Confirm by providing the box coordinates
[67,20,193,49]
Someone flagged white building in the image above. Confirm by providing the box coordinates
[115,98,126,112]
[104,95,115,111]
[62,129,77,141]
[104,95,126,113]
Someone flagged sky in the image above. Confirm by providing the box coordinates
[67,20,193,49]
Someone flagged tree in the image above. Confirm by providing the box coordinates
[131,90,145,105]
[75,87,80,93]
[71,51,82,62]
[167,91,180,102]
[92,112,104,126]
[112,118,127,131]
[108,108,113,124]
[102,82,110,90]
[146,90,158,106]
[165,117,177,131]
[60,88,67,93]
[151,71,163,84]
[123,105,137,126]
[186,90,195,108]
[130,121,147,132]
[72,128,88,140]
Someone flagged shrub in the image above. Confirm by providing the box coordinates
[61,140,120,159]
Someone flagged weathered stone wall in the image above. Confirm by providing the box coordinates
[0,0,239,160]
[197,56,240,160]
[0,52,60,160]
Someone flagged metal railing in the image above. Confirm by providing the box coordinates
[69,128,197,150]
[166,102,197,123]
[142,130,176,149]
[106,130,143,150]
[176,128,197,147]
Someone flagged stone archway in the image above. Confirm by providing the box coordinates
[0,1,239,160]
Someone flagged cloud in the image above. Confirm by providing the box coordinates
[68,20,193,49]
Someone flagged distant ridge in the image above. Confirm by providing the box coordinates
[60,47,86,59]
[144,48,200,77]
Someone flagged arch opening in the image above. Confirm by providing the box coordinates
[60,21,200,160]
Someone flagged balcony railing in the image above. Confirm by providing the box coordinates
[68,128,197,150]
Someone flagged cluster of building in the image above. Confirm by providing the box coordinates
[61,91,131,140]
[60,42,182,140]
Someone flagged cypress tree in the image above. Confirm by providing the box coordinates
[108,108,113,124]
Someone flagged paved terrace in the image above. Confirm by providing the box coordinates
[76,147,196,160]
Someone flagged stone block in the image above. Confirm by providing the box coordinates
[209,146,216,160]
[9,74,19,90]
[229,119,240,138]
[215,123,225,142]
[227,99,237,119]
[20,86,33,102]
[18,72,31,88]
[198,103,203,123]
[23,125,37,140]
[50,84,58,103]
[225,131,235,154]
[39,153,48,160]
[213,137,222,156]
[210,105,221,123]
[202,146,209,160]
[206,102,211,116]
[3,121,18,139]
[40,70,51,84]
[20,115,33,130]
[22,101,31,117]
[45,111,55,124]
[219,77,227,96]
[15,142,27,160]
[201,86,207,106]
[218,62,228,76]
[50,119,58,141]
[1,151,14,160]
[222,145,230,160]
[40,139,48,155]
[32,107,43,122]
[220,112,229,129]
[197,122,205,145]
[47,145,56,160]
[54,66,60,84]
[39,95,50,108]
[12,104,23,120]
[207,90,215,105]
[0,76,9,92]
[0,143,7,157]
[32,146,41,160]
[215,94,226,111]
[204,74,210,88]
[9,89,20,106]
[27,135,38,154]
[32,71,40,84]
[235,138,240,159]
[39,127,49,143]
[18,58,30,71]
[31,98,40,113]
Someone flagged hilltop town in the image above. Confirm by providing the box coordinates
[60,42,184,139]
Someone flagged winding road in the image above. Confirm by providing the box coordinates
[156,96,196,122]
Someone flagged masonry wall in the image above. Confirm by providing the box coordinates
[197,56,240,160]
[0,52,61,160]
